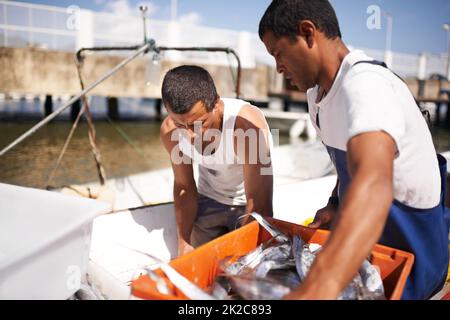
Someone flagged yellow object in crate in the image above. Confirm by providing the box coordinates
[447,245,450,282]
[301,217,314,227]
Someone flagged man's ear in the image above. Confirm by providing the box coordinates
[213,96,221,112]
[297,20,316,48]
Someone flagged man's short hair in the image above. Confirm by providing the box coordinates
[258,0,342,41]
[161,65,219,114]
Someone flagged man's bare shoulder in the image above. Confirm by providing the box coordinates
[160,116,179,152]
[160,116,176,136]
[235,104,268,130]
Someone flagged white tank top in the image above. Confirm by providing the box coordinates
[179,98,263,206]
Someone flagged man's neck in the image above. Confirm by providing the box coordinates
[318,39,350,94]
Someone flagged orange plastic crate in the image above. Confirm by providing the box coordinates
[131,218,414,300]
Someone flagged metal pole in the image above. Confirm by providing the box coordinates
[385,14,392,53]
[28,6,33,45]
[445,24,450,80]
[3,2,7,47]
[140,5,148,43]
[447,30,450,80]
[0,42,150,157]
[171,0,178,21]
[383,12,393,68]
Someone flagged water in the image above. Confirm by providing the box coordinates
[0,120,171,189]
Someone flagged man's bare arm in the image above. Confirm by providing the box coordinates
[285,131,395,299]
[235,105,273,219]
[160,119,198,253]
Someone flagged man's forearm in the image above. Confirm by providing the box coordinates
[244,175,273,218]
[287,174,392,299]
[173,186,198,243]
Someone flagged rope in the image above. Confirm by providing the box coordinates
[45,100,86,188]
[76,59,107,186]
[105,115,150,162]
[46,55,109,188]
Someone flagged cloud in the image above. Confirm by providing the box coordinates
[178,12,202,25]
[94,0,201,43]
[95,0,159,40]
[103,0,158,17]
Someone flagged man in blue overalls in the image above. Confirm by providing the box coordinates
[259,0,449,299]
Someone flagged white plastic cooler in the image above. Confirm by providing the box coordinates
[0,183,111,299]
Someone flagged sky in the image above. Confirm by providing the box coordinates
[15,0,450,55]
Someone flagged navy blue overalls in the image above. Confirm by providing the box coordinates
[320,61,450,300]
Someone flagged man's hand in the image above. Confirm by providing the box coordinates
[178,238,194,257]
[309,203,337,229]
[285,131,396,300]
[237,213,255,227]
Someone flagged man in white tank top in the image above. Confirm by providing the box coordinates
[160,65,274,256]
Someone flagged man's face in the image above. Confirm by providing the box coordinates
[262,31,318,92]
[168,101,217,144]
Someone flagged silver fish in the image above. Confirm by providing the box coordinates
[222,240,292,277]
[253,243,295,277]
[254,259,296,278]
[336,257,385,300]
[218,240,299,299]
[118,245,215,300]
[238,212,290,243]
[339,275,385,300]
[343,260,385,300]
[157,262,215,300]
[210,276,232,300]
[145,268,171,296]
[266,269,301,289]
[220,244,265,275]
[338,273,365,300]
[226,274,291,300]
[292,235,316,281]
[292,235,385,300]
[359,259,385,298]
[259,242,292,261]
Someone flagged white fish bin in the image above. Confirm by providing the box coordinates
[0,183,111,299]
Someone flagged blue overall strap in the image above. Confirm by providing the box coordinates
[446,205,450,234]
[379,155,449,300]
[327,143,449,299]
